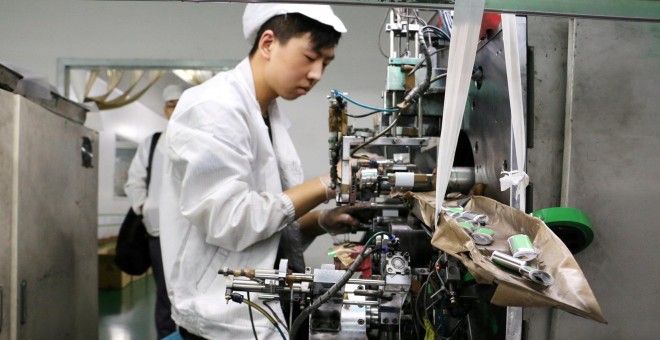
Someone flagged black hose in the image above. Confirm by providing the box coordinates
[247,292,258,340]
[397,29,433,110]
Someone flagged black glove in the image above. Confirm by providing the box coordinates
[317,204,374,235]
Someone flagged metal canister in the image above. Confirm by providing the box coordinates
[507,234,537,261]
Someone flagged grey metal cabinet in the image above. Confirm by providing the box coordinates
[0,82,98,339]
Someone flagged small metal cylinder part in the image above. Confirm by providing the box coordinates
[257,294,279,301]
[359,168,379,188]
[491,250,527,271]
[348,278,386,286]
[343,300,379,306]
[491,251,554,286]
[367,306,379,325]
[352,289,383,298]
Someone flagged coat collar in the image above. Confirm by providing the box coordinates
[234,58,302,190]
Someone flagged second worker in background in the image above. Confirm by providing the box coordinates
[125,85,183,339]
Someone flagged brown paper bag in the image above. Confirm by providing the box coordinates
[404,193,606,323]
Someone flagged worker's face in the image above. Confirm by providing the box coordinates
[164,99,178,119]
[264,33,335,100]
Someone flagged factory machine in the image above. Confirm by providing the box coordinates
[223,8,517,339]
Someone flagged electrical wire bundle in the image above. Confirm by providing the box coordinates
[225,291,287,340]
[332,90,399,117]
[330,90,401,159]
[413,257,471,340]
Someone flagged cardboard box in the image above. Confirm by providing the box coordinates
[98,238,150,289]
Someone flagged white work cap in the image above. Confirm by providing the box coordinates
[243,3,347,43]
[162,84,183,102]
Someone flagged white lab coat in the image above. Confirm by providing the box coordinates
[124,132,165,237]
[159,58,303,338]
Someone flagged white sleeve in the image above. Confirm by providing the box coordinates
[166,100,294,252]
[123,136,151,215]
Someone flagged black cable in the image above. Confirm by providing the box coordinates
[423,279,429,328]
[415,280,428,329]
[408,48,447,76]
[411,294,422,340]
[422,25,451,41]
[410,9,427,26]
[227,293,286,339]
[415,271,436,334]
[378,9,390,59]
[349,116,400,159]
[346,109,391,118]
[263,300,288,331]
[416,264,453,338]
[397,29,433,110]
[438,318,465,340]
[247,291,259,340]
[430,73,447,84]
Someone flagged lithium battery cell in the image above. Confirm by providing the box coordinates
[507,234,537,261]
[472,227,494,245]
[458,221,475,234]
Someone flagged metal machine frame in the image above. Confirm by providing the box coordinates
[221,7,526,339]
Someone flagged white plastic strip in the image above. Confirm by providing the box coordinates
[434,0,485,227]
[394,172,415,188]
[501,14,528,212]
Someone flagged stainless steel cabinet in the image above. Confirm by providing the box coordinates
[0,86,98,339]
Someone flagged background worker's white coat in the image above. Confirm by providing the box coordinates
[124,133,165,237]
[159,58,300,338]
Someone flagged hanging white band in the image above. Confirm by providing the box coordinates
[501,14,528,211]
[434,0,485,227]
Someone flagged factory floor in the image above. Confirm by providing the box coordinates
[99,275,158,340]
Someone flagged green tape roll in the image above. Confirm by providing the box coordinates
[532,207,594,254]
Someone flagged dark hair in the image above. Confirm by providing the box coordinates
[249,13,342,56]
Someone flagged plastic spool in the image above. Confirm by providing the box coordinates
[472,228,494,245]
[458,221,475,233]
[507,234,536,261]
[523,267,555,286]
[532,207,594,254]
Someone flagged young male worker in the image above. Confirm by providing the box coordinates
[159,3,364,339]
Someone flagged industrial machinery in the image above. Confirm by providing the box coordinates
[223,8,512,339]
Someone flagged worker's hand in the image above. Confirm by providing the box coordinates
[317,204,373,235]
